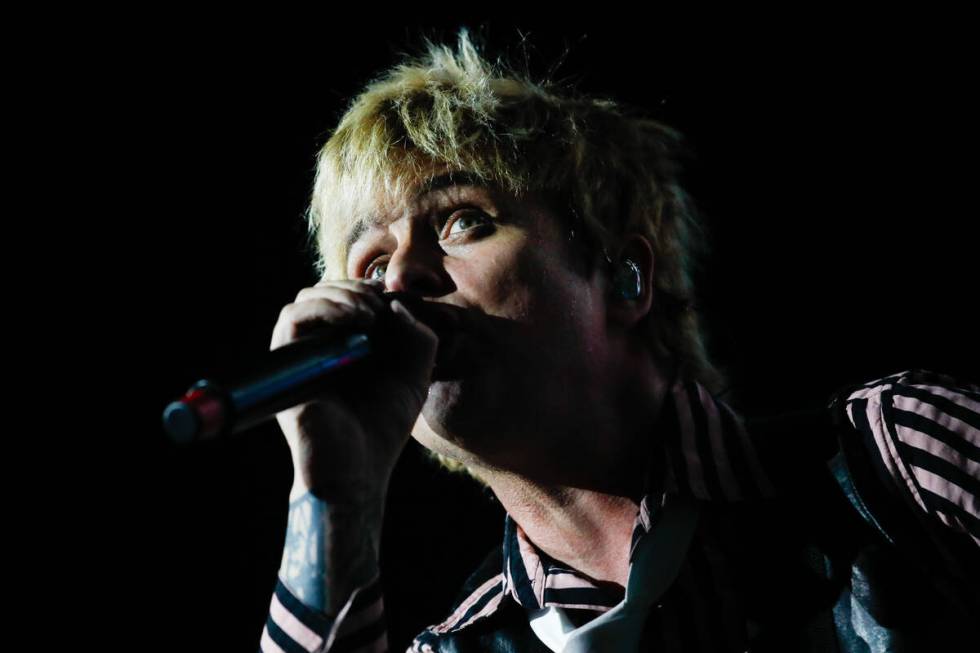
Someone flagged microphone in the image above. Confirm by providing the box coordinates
[162,292,439,444]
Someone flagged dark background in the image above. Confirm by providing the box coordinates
[99,11,977,652]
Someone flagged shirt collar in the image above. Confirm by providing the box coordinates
[500,374,775,612]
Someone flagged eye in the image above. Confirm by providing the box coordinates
[364,258,388,281]
[444,209,491,237]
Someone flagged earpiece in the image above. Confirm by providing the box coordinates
[613,258,642,301]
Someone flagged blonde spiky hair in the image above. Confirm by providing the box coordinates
[308,31,729,472]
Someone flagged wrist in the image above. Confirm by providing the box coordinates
[289,479,386,520]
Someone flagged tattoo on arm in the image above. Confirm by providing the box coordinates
[279,492,380,613]
[281,492,329,609]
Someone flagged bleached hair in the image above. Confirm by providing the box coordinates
[308,30,729,475]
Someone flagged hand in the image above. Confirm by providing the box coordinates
[270,278,438,509]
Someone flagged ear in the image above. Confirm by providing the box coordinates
[606,234,655,330]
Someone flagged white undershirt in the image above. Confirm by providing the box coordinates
[523,494,701,653]
[527,606,582,652]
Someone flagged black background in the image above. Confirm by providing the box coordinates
[88,10,978,652]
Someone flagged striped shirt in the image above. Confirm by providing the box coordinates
[260,368,979,652]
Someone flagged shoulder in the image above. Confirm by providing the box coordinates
[822,369,980,616]
[831,368,979,544]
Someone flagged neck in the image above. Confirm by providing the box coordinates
[477,364,671,587]
[492,480,643,587]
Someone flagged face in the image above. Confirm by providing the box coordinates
[344,173,614,473]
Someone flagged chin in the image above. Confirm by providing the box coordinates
[421,380,472,438]
[411,405,478,467]
[417,379,505,461]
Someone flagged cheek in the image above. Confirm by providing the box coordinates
[515,250,594,326]
[449,241,536,319]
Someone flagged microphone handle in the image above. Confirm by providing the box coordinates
[162,292,418,444]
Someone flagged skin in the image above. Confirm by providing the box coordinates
[273,174,670,609]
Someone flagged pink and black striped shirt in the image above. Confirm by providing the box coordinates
[259,368,979,652]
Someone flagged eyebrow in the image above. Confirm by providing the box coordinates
[342,171,490,256]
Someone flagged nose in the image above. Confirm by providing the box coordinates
[383,232,454,297]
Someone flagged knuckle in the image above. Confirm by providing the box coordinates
[278,302,297,322]
[337,288,370,309]
[304,297,335,314]
[335,287,358,301]
[295,283,381,308]
[295,287,315,301]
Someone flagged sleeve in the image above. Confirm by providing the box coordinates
[834,368,979,547]
[259,572,390,653]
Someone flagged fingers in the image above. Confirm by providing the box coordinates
[271,279,386,350]
[272,280,438,389]
[295,283,386,314]
[313,277,385,293]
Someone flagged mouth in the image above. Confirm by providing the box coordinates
[410,301,474,381]
[380,294,491,381]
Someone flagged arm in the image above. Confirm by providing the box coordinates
[260,492,387,653]
[260,279,438,653]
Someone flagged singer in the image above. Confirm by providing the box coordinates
[259,31,978,652]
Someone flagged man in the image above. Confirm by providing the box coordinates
[260,32,978,652]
